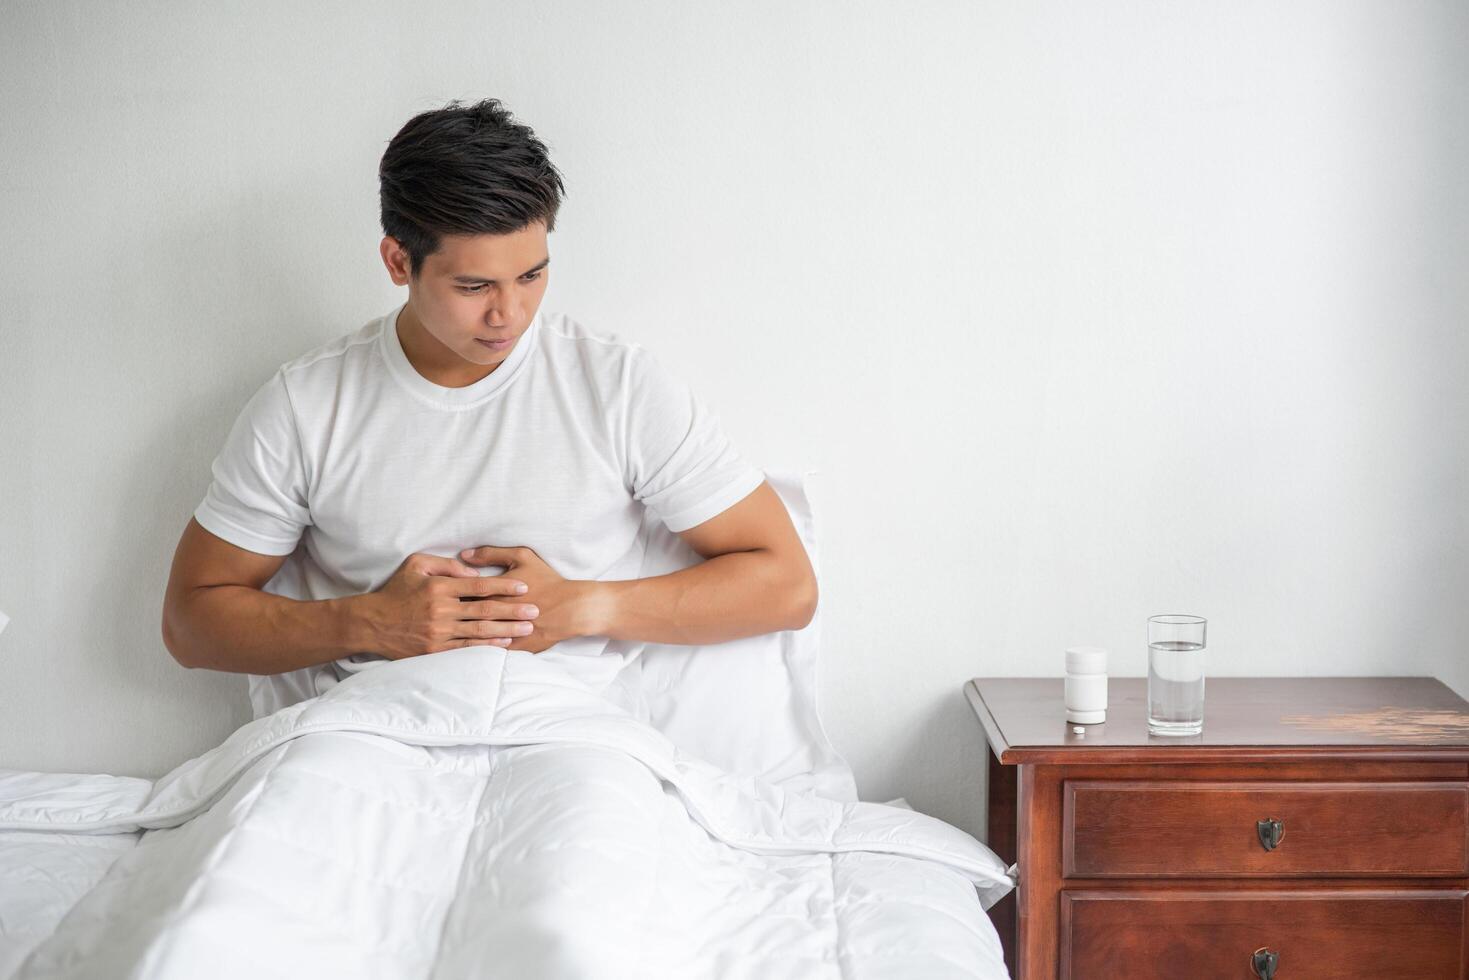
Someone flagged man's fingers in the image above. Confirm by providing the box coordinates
[454,598,539,621]
[449,575,529,598]
[461,546,519,566]
[478,618,535,638]
[414,554,480,578]
[448,617,535,641]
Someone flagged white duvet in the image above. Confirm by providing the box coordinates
[1,647,1014,979]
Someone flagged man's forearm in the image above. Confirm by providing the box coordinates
[577,548,816,646]
[165,585,366,674]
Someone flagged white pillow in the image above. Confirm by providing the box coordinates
[607,468,859,803]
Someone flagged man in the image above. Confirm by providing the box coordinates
[161,98,817,718]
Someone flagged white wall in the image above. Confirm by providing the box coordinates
[1,1,1465,846]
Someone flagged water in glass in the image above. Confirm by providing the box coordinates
[1147,640,1205,735]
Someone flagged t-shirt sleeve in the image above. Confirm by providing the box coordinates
[624,349,765,533]
[193,369,312,556]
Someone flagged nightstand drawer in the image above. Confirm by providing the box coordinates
[1060,889,1467,980]
[1063,780,1469,878]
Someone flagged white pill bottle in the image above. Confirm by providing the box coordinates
[1064,645,1109,724]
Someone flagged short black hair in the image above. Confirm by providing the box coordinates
[378,98,567,280]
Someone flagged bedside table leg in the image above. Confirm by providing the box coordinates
[1016,764,1063,980]
[987,753,1018,975]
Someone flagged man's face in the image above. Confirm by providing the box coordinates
[381,220,551,371]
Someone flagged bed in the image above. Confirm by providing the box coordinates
[0,470,1016,979]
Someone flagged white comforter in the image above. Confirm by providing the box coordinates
[1,648,1014,979]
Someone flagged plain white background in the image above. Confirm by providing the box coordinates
[1,1,1465,847]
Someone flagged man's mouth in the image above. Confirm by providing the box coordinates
[476,337,512,350]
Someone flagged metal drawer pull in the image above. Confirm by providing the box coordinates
[1252,946,1280,979]
[1256,817,1284,851]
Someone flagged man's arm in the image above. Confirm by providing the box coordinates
[165,519,541,672]
[585,480,817,645]
[162,518,362,672]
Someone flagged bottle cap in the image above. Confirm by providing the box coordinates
[1065,645,1108,674]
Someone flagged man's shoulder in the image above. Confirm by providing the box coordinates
[537,310,669,393]
[537,309,645,360]
[277,315,382,378]
[539,312,709,430]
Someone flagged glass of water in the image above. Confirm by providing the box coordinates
[1147,615,1207,736]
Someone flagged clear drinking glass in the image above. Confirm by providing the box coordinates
[1147,615,1207,736]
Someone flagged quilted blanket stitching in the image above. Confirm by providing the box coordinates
[422,768,496,980]
[828,851,848,980]
[422,663,506,980]
[629,781,675,979]
[121,739,296,980]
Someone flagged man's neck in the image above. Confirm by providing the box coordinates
[396,304,499,389]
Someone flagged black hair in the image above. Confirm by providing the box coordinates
[378,98,567,280]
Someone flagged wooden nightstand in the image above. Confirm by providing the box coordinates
[965,677,1469,980]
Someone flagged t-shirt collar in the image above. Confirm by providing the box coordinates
[378,299,541,410]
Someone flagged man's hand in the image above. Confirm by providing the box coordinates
[458,546,598,654]
[352,552,541,659]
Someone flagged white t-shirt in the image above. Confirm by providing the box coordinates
[194,300,765,718]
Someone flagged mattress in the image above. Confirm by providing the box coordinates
[0,649,1013,979]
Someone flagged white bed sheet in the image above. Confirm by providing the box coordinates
[0,649,1012,979]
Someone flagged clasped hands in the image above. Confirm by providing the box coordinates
[360,545,601,660]
[457,545,596,654]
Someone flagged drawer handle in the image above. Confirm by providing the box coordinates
[1252,946,1280,979]
[1256,817,1284,851]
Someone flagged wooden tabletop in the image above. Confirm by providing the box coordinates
[966,677,1469,764]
